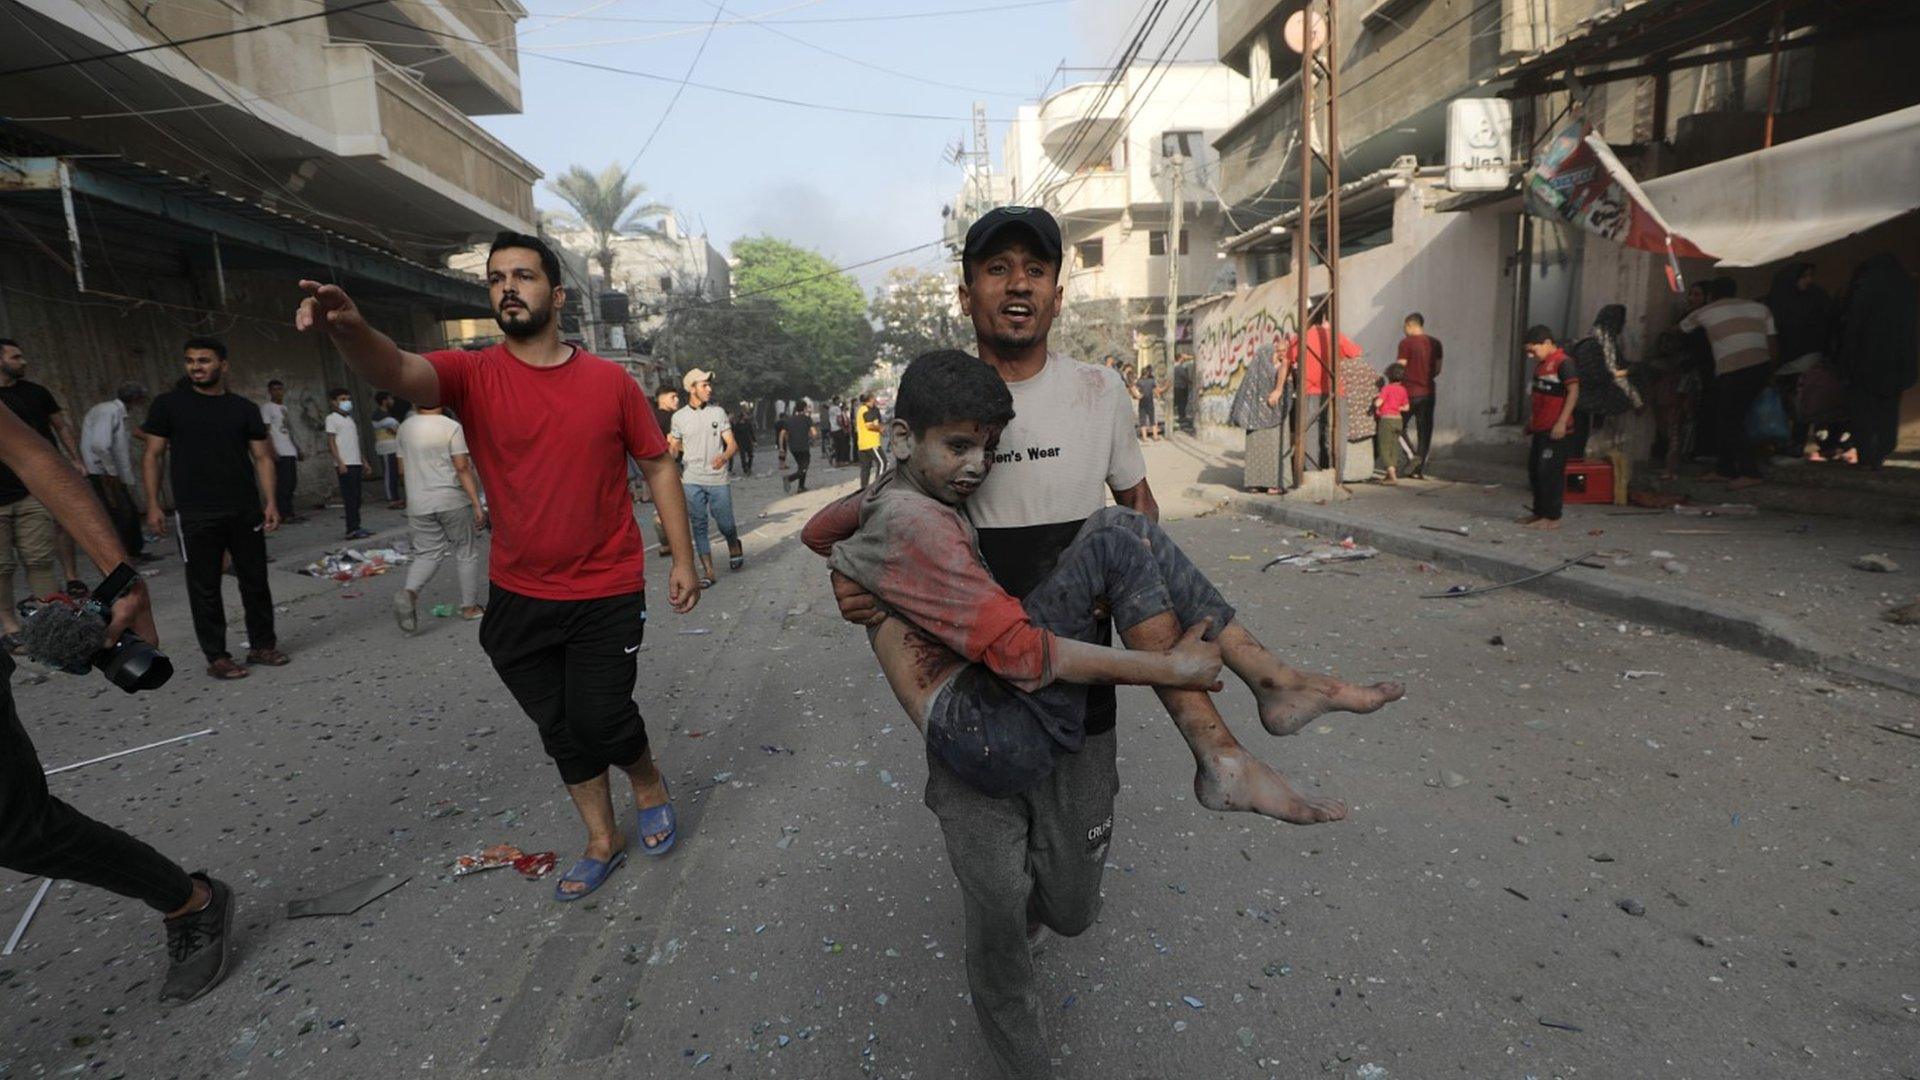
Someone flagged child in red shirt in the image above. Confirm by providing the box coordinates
[1520,325,1581,529]
[1371,362,1412,483]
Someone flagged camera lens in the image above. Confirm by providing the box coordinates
[95,632,173,693]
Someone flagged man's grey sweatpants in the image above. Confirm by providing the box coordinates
[925,727,1119,1080]
[404,507,480,607]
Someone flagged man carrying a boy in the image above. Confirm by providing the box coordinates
[828,207,1395,1080]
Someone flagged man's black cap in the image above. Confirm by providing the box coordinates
[962,205,1063,264]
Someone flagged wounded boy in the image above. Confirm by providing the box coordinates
[802,351,1402,820]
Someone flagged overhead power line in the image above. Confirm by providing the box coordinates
[0,0,387,77]
[623,0,730,175]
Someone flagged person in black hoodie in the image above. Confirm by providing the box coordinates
[1837,253,1918,469]
[1764,263,1831,457]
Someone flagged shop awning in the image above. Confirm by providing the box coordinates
[0,155,491,315]
[1642,103,1920,268]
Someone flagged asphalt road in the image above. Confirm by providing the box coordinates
[3,463,1916,1080]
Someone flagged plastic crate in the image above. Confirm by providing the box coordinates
[1563,459,1615,505]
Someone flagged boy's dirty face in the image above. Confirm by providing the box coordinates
[898,419,1000,506]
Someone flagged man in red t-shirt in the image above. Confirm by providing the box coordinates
[1520,325,1581,530]
[1279,314,1361,470]
[1394,312,1443,477]
[295,232,700,901]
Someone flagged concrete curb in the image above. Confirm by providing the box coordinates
[1184,485,1920,699]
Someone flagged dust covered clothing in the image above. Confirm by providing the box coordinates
[805,471,1069,796]
[805,475,1234,798]
[965,354,1145,738]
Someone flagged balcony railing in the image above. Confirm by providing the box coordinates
[1044,170,1130,221]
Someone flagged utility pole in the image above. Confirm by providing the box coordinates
[1287,0,1343,490]
[1163,149,1184,380]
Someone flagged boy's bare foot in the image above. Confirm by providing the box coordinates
[1255,672,1405,736]
[1194,750,1346,824]
[1523,517,1561,530]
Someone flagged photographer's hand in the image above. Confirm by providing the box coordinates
[105,578,159,650]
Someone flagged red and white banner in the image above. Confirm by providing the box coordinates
[1526,121,1708,288]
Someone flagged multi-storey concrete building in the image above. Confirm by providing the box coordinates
[949,61,1248,364]
[0,0,540,501]
[1193,0,1920,467]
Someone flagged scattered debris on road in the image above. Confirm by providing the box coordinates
[1618,897,1647,917]
[453,844,557,880]
[1422,552,1596,599]
[1419,523,1469,536]
[287,874,410,918]
[299,546,410,581]
[1852,553,1898,573]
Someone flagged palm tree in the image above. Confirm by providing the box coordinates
[544,164,671,289]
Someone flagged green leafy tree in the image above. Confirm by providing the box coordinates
[545,164,670,288]
[870,265,972,367]
[731,236,874,393]
[654,298,813,405]
[1052,296,1137,368]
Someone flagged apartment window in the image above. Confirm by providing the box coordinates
[1148,230,1190,256]
[1160,130,1200,160]
[658,274,674,293]
[1076,239,1105,269]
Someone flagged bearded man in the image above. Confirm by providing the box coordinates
[295,232,700,901]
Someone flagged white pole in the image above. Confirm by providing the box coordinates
[3,879,53,956]
[44,728,215,776]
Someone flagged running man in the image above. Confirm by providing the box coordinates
[295,231,700,901]
[831,208,1392,1079]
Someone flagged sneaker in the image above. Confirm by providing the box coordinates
[346,529,373,540]
[160,874,235,1004]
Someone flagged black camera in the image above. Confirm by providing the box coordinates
[19,563,173,693]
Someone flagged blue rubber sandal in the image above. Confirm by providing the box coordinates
[637,786,677,857]
[554,849,627,902]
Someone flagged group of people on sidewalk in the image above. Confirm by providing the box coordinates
[1229,310,1445,493]
[0,213,1403,1080]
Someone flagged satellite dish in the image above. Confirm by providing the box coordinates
[1283,10,1327,53]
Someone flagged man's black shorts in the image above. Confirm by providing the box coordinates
[478,585,650,785]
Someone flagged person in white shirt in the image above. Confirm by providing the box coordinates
[667,368,740,587]
[371,390,406,509]
[259,379,303,523]
[391,404,485,630]
[323,388,370,538]
[79,381,148,558]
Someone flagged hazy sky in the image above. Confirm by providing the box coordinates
[475,0,1217,293]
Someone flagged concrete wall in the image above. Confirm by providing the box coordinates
[1192,181,1519,450]
[0,232,446,515]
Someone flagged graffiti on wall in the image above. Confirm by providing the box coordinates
[1191,300,1297,429]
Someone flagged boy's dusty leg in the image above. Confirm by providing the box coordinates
[1120,611,1345,825]
[1218,622,1405,736]
[867,618,965,735]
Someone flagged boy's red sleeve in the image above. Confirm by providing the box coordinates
[802,492,864,557]
[875,515,1055,691]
